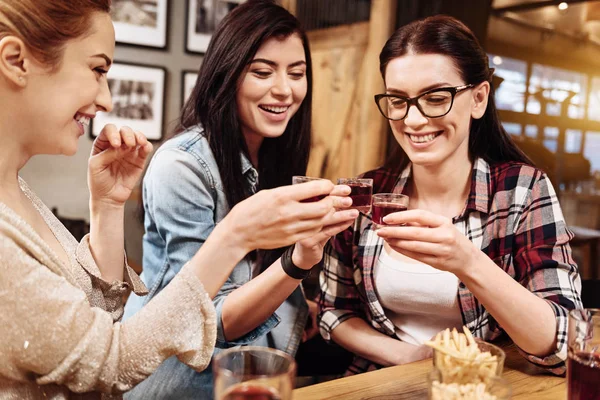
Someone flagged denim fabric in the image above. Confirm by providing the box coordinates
[123,127,308,399]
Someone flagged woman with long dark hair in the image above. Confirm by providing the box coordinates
[123,1,358,398]
[319,15,581,376]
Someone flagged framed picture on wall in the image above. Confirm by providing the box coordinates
[185,0,246,54]
[91,62,166,142]
[181,70,199,107]
[111,0,169,49]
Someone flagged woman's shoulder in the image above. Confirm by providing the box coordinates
[487,160,551,197]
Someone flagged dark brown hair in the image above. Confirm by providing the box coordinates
[379,15,532,170]
[176,0,313,211]
[0,0,111,70]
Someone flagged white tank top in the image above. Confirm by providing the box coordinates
[373,244,463,345]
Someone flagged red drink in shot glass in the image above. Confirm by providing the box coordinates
[292,176,327,203]
[337,178,373,214]
[567,309,600,400]
[371,193,409,226]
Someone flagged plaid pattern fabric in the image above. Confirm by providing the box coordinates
[318,158,582,375]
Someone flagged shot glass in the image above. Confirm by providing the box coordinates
[371,193,409,226]
[213,346,296,400]
[292,175,327,203]
[337,178,373,214]
[567,308,600,400]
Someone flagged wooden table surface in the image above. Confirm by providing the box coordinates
[292,343,566,399]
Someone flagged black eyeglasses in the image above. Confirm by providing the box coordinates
[374,84,474,121]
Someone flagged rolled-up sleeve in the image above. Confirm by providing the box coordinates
[512,172,582,374]
[319,227,365,342]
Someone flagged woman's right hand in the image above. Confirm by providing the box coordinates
[222,180,343,253]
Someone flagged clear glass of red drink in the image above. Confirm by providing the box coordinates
[292,175,328,203]
[568,308,600,400]
[213,346,296,400]
[371,193,409,227]
[337,178,373,214]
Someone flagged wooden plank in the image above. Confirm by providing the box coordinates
[306,22,369,51]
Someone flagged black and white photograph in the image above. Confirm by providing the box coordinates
[111,0,168,49]
[181,70,199,107]
[185,0,246,53]
[91,62,166,141]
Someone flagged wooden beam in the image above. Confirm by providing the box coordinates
[278,0,297,16]
[492,0,599,15]
[306,22,369,51]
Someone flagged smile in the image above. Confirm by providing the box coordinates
[74,113,91,127]
[259,105,290,114]
[407,132,442,143]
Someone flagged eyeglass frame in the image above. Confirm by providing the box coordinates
[374,84,475,121]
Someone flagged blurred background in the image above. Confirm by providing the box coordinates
[20,0,600,280]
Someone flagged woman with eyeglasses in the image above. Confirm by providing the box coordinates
[319,15,581,376]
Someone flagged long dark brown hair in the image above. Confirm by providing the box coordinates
[379,15,532,171]
[169,0,313,266]
[175,0,312,209]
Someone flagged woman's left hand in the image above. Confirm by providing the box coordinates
[88,124,153,207]
[375,209,481,276]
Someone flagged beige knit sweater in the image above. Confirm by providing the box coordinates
[0,180,217,399]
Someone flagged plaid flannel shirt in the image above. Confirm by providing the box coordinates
[319,158,582,375]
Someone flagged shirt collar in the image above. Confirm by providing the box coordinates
[240,152,258,183]
[392,157,492,215]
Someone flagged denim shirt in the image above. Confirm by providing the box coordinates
[123,127,308,400]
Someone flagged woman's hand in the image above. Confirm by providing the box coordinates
[223,180,356,254]
[292,184,358,269]
[88,124,153,208]
[375,209,481,277]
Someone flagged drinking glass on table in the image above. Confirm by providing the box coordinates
[567,308,600,400]
[371,193,409,227]
[337,178,373,214]
[213,346,296,400]
[292,175,327,203]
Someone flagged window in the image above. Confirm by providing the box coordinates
[488,54,527,112]
[584,131,600,173]
[525,125,538,138]
[502,122,521,136]
[527,64,588,119]
[589,77,600,121]
[543,127,559,152]
[565,129,582,153]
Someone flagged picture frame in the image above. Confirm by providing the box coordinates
[111,0,169,49]
[185,0,246,54]
[91,62,167,142]
[181,70,199,107]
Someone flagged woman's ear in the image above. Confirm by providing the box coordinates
[471,81,490,120]
[0,36,30,87]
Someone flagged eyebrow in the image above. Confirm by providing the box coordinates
[386,82,453,96]
[250,58,306,68]
[92,53,112,67]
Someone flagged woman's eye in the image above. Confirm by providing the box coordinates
[94,67,108,77]
[252,71,271,78]
[289,72,305,79]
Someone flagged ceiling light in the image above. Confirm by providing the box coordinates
[558,2,568,11]
[492,56,503,65]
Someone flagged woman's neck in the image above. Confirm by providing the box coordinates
[243,133,263,168]
[409,158,473,218]
[0,128,29,201]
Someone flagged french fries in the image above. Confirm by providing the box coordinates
[430,381,498,400]
[425,327,500,389]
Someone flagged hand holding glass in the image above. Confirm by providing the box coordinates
[292,176,327,202]
[337,178,373,214]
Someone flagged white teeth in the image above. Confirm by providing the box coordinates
[408,133,439,143]
[75,114,90,127]
[260,105,288,113]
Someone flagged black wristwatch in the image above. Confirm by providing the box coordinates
[281,244,311,280]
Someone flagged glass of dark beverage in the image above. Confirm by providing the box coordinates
[568,308,600,400]
[337,178,373,214]
[292,175,328,203]
[371,193,409,227]
[213,346,296,400]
